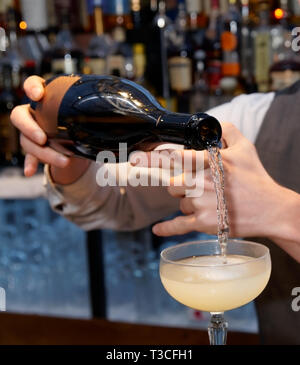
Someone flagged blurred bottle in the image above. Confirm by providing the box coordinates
[107,23,133,78]
[20,0,48,33]
[4,5,24,91]
[290,0,300,26]
[102,0,133,33]
[0,64,21,167]
[0,1,7,30]
[167,0,192,112]
[131,0,142,30]
[185,0,208,30]
[19,0,50,72]
[253,0,271,92]
[189,49,209,113]
[133,42,146,84]
[205,0,222,108]
[128,0,154,44]
[148,0,173,108]
[220,0,241,81]
[84,0,113,75]
[240,0,257,92]
[41,4,84,78]
[101,0,133,78]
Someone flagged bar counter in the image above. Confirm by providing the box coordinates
[0,312,259,345]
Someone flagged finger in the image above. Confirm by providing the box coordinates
[179,198,195,215]
[220,122,248,148]
[130,149,208,172]
[23,75,45,101]
[11,104,47,145]
[20,134,70,168]
[24,153,39,177]
[129,149,181,169]
[167,184,187,198]
[152,215,197,236]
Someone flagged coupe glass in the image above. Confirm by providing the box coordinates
[160,239,271,345]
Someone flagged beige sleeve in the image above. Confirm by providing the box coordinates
[44,162,179,232]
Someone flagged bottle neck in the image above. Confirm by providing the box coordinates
[157,111,221,150]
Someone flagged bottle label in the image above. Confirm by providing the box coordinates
[255,32,270,86]
[219,0,229,15]
[107,55,125,76]
[222,62,240,76]
[85,58,107,75]
[103,0,130,15]
[133,53,146,79]
[112,26,126,42]
[168,57,192,92]
[52,58,77,75]
[207,60,222,91]
[186,0,202,13]
[221,31,238,52]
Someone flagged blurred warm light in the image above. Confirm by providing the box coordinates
[19,21,27,30]
[274,8,284,20]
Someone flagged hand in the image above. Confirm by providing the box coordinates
[10,76,90,183]
[152,123,287,241]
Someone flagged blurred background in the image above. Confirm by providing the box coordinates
[1,0,300,336]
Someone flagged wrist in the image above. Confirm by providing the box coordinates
[50,157,91,185]
[266,184,300,243]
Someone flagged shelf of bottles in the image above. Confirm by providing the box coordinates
[0,0,275,331]
[1,0,300,167]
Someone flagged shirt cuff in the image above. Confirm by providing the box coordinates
[44,162,98,210]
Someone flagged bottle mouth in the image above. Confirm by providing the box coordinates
[188,113,222,150]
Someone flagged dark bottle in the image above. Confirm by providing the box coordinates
[40,8,83,78]
[30,74,221,161]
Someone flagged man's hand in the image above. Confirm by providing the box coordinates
[152,123,288,241]
[10,76,90,184]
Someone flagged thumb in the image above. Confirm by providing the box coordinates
[23,75,45,101]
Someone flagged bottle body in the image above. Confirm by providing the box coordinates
[30,74,221,161]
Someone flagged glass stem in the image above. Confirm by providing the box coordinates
[208,312,228,345]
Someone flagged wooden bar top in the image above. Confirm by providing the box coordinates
[0,312,259,345]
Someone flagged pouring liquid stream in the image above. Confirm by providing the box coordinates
[207,146,229,263]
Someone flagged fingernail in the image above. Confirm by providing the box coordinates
[57,155,69,167]
[34,130,46,144]
[31,87,43,100]
[129,152,147,166]
[152,225,159,235]
[129,152,141,165]
[24,165,32,177]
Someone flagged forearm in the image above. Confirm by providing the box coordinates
[45,162,180,231]
[268,186,300,263]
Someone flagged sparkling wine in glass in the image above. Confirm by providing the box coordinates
[160,239,271,345]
